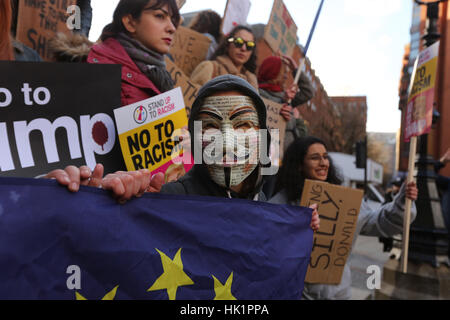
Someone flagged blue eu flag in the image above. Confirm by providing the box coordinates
[0,178,313,300]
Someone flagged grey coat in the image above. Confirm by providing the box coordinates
[269,182,417,299]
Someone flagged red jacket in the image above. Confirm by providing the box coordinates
[87,37,161,106]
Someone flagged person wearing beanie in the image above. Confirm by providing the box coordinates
[258,54,314,153]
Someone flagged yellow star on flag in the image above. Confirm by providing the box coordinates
[148,248,194,300]
[75,285,119,300]
[212,272,237,300]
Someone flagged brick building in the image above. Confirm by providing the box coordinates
[329,96,368,154]
[398,0,450,177]
[252,24,343,152]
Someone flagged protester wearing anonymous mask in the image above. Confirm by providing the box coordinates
[161,74,270,200]
[190,25,258,90]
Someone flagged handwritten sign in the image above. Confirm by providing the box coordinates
[16,0,76,61]
[176,0,186,9]
[171,26,212,77]
[404,41,440,142]
[222,0,252,36]
[114,88,193,180]
[165,58,200,118]
[300,180,364,284]
[263,0,298,56]
[263,98,286,165]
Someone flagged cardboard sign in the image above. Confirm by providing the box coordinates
[300,180,364,284]
[114,88,193,182]
[222,0,252,36]
[404,41,440,142]
[263,0,298,56]
[263,98,286,165]
[165,57,200,118]
[176,0,186,9]
[0,62,125,177]
[170,26,212,77]
[16,0,76,61]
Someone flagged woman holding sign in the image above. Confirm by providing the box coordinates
[270,136,418,300]
[190,25,258,89]
[87,0,181,106]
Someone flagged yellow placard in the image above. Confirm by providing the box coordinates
[118,108,188,172]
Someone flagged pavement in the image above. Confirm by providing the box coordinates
[349,235,392,300]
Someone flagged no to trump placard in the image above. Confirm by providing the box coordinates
[114,88,193,182]
[300,180,364,284]
[0,62,124,177]
[404,41,440,141]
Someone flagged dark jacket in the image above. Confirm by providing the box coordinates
[161,75,271,201]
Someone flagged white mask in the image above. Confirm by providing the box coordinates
[197,95,260,189]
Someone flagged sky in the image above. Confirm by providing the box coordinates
[89,0,413,133]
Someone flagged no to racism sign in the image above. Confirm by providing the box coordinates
[114,88,193,182]
[404,41,440,142]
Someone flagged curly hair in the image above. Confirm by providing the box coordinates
[101,0,181,41]
[274,136,342,202]
[188,10,222,43]
[211,25,257,73]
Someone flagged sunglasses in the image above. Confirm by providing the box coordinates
[227,37,256,51]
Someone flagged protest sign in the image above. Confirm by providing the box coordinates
[404,41,440,142]
[170,26,212,77]
[300,179,364,284]
[176,0,186,9]
[165,57,200,118]
[0,62,124,178]
[222,0,251,36]
[114,88,193,181]
[401,41,439,273]
[16,0,76,61]
[263,0,298,56]
[263,98,286,165]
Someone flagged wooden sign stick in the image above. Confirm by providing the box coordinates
[401,135,417,274]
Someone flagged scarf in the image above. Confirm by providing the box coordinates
[258,82,283,92]
[116,33,174,93]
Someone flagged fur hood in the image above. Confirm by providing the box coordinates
[49,32,94,62]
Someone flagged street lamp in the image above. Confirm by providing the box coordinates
[408,0,449,267]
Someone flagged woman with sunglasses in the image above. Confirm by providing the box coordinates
[190,25,258,89]
[270,136,418,300]
[87,0,180,107]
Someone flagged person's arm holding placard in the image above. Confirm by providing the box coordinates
[358,182,418,237]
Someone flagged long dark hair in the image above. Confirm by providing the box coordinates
[274,136,342,202]
[188,10,222,43]
[100,0,181,41]
[211,25,257,73]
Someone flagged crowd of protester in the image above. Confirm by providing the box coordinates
[2,0,438,300]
